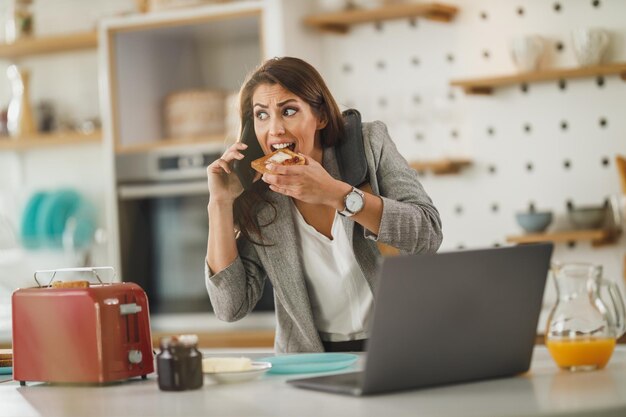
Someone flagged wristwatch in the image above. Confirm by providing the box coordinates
[338,187,365,217]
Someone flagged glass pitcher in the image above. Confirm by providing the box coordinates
[546,262,626,371]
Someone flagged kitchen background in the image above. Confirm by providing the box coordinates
[0,0,625,345]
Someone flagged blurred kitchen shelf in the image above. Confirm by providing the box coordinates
[450,62,626,95]
[410,158,472,175]
[0,31,97,59]
[0,130,101,151]
[506,229,618,247]
[152,330,274,349]
[115,135,227,154]
[303,2,458,34]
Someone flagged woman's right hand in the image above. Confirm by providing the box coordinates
[206,142,248,203]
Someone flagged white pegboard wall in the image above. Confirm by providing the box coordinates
[317,0,626,294]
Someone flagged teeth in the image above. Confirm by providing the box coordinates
[272,143,293,151]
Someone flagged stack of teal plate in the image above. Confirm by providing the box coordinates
[259,353,358,374]
[20,189,95,250]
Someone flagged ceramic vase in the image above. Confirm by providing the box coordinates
[7,65,36,138]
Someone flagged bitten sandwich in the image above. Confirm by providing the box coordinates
[251,148,306,175]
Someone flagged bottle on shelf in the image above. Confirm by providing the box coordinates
[6,65,37,139]
[4,0,34,44]
[0,108,8,137]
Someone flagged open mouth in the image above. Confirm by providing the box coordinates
[271,143,296,152]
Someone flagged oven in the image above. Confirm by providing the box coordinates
[115,143,274,314]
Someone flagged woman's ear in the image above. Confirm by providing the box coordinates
[316,114,328,130]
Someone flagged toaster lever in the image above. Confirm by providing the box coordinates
[128,350,143,364]
[120,303,142,315]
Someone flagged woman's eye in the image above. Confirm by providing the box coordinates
[256,111,268,121]
[283,108,297,117]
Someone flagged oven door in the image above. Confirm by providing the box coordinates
[117,181,274,315]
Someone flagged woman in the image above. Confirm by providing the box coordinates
[205,57,442,353]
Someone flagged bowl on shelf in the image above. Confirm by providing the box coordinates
[568,205,606,229]
[509,35,545,72]
[515,211,553,233]
[571,28,610,67]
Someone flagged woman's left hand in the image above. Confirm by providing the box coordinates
[261,155,350,208]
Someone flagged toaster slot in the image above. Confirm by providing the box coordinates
[130,304,139,344]
[120,294,140,344]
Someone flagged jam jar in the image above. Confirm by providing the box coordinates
[157,334,203,391]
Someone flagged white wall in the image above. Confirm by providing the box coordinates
[313,0,626,325]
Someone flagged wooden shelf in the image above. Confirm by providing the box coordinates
[151,330,274,349]
[450,62,626,95]
[115,135,227,154]
[506,229,618,247]
[303,2,458,34]
[0,31,97,59]
[0,130,101,151]
[410,158,472,175]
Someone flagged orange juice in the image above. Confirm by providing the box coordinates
[546,338,616,370]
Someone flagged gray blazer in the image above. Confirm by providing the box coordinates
[205,121,443,353]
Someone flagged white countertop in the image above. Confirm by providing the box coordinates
[1,346,626,417]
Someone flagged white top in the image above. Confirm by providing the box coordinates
[291,202,374,342]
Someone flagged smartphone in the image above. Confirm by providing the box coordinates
[233,120,264,191]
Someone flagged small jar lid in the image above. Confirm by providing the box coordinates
[177,334,199,347]
[160,334,199,349]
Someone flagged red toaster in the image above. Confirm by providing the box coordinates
[12,267,154,385]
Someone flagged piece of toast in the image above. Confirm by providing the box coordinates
[202,357,252,373]
[251,149,306,175]
[51,280,90,289]
[0,349,12,367]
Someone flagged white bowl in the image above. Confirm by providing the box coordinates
[510,35,545,72]
[572,28,610,67]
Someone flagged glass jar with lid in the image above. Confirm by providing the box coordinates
[156,334,204,391]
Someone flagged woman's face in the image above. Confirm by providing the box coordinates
[251,83,326,161]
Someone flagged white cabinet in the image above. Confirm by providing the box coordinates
[110,9,262,152]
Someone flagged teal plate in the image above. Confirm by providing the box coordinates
[20,191,49,249]
[258,353,358,374]
[38,189,81,248]
[0,367,12,375]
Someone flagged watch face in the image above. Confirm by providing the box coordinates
[346,191,364,213]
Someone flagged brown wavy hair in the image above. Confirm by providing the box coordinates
[233,57,345,245]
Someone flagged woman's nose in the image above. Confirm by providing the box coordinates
[269,118,285,136]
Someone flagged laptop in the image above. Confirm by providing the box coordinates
[288,243,553,396]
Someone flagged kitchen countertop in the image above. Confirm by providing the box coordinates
[1,346,626,417]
